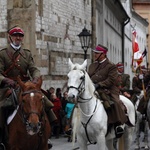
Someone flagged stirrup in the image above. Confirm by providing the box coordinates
[115,126,124,138]
[0,143,6,150]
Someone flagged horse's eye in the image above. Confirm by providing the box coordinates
[80,76,85,80]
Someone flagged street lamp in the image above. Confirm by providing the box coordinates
[78,27,91,60]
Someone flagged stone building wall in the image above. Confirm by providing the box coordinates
[35,0,92,90]
[0,0,7,47]
[0,0,92,91]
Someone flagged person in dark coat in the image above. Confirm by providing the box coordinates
[46,87,55,100]
[116,62,131,98]
[131,66,150,114]
[0,26,56,149]
[88,44,127,138]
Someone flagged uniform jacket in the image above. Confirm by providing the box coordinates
[0,45,40,84]
[117,74,130,93]
[88,58,127,124]
[0,45,40,100]
[132,76,144,94]
[88,58,119,96]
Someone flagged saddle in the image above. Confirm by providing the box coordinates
[0,88,18,110]
[94,90,114,110]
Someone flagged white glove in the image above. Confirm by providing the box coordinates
[139,74,144,80]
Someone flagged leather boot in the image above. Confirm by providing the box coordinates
[115,124,125,138]
[46,109,57,124]
[0,129,5,150]
[0,92,17,110]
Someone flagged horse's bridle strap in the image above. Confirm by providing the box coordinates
[22,90,42,96]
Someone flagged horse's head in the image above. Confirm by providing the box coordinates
[67,59,95,101]
[17,76,44,135]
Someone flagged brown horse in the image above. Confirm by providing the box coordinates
[6,77,51,150]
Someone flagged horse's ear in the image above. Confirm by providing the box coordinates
[17,76,26,90]
[68,58,75,70]
[81,59,87,70]
[36,76,43,89]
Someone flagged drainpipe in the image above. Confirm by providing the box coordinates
[91,0,96,63]
[122,17,130,64]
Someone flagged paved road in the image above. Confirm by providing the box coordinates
[50,131,150,150]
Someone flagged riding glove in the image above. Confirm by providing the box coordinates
[32,77,39,84]
[1,78,16,88]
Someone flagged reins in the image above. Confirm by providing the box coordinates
[18,89,46,136]
[68,69,99,144]
[81,98,98,144]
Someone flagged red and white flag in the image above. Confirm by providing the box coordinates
[132,30,143,71]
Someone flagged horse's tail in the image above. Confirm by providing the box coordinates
[72,106,80,147]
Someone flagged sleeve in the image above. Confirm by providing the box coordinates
[132,77,141,93]
[27,51,40,79]
[0,51,6,84]
[121,74,130,92]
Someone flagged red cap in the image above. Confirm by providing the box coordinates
[8,27,24,36]
[116,62,124,68]
[92,45,108,54]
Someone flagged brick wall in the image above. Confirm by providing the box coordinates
[35,0,92,90]
[0,0,92,91]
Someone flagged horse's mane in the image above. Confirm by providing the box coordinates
[84,71,95,95]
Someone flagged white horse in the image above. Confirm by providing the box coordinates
[134,91,149,150]
[67,59,135,150]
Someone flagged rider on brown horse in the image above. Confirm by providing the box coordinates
[0,26,57,150]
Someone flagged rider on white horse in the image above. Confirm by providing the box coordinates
[88,44,128,138]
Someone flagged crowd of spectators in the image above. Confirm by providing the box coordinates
[45,87,74,141]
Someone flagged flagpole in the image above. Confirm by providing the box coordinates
[139,65,146,100]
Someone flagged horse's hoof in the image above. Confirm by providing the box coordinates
[134,146,140,150]
[68,137,72,142]
[48,143,53,149]
[144,146,149,150]
[48,139,53,149]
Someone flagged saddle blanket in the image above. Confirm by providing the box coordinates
[7,106,19,125]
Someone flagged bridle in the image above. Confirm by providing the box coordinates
[68,69,99,144]
[68,70,93,103]
[19,89,45,135]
